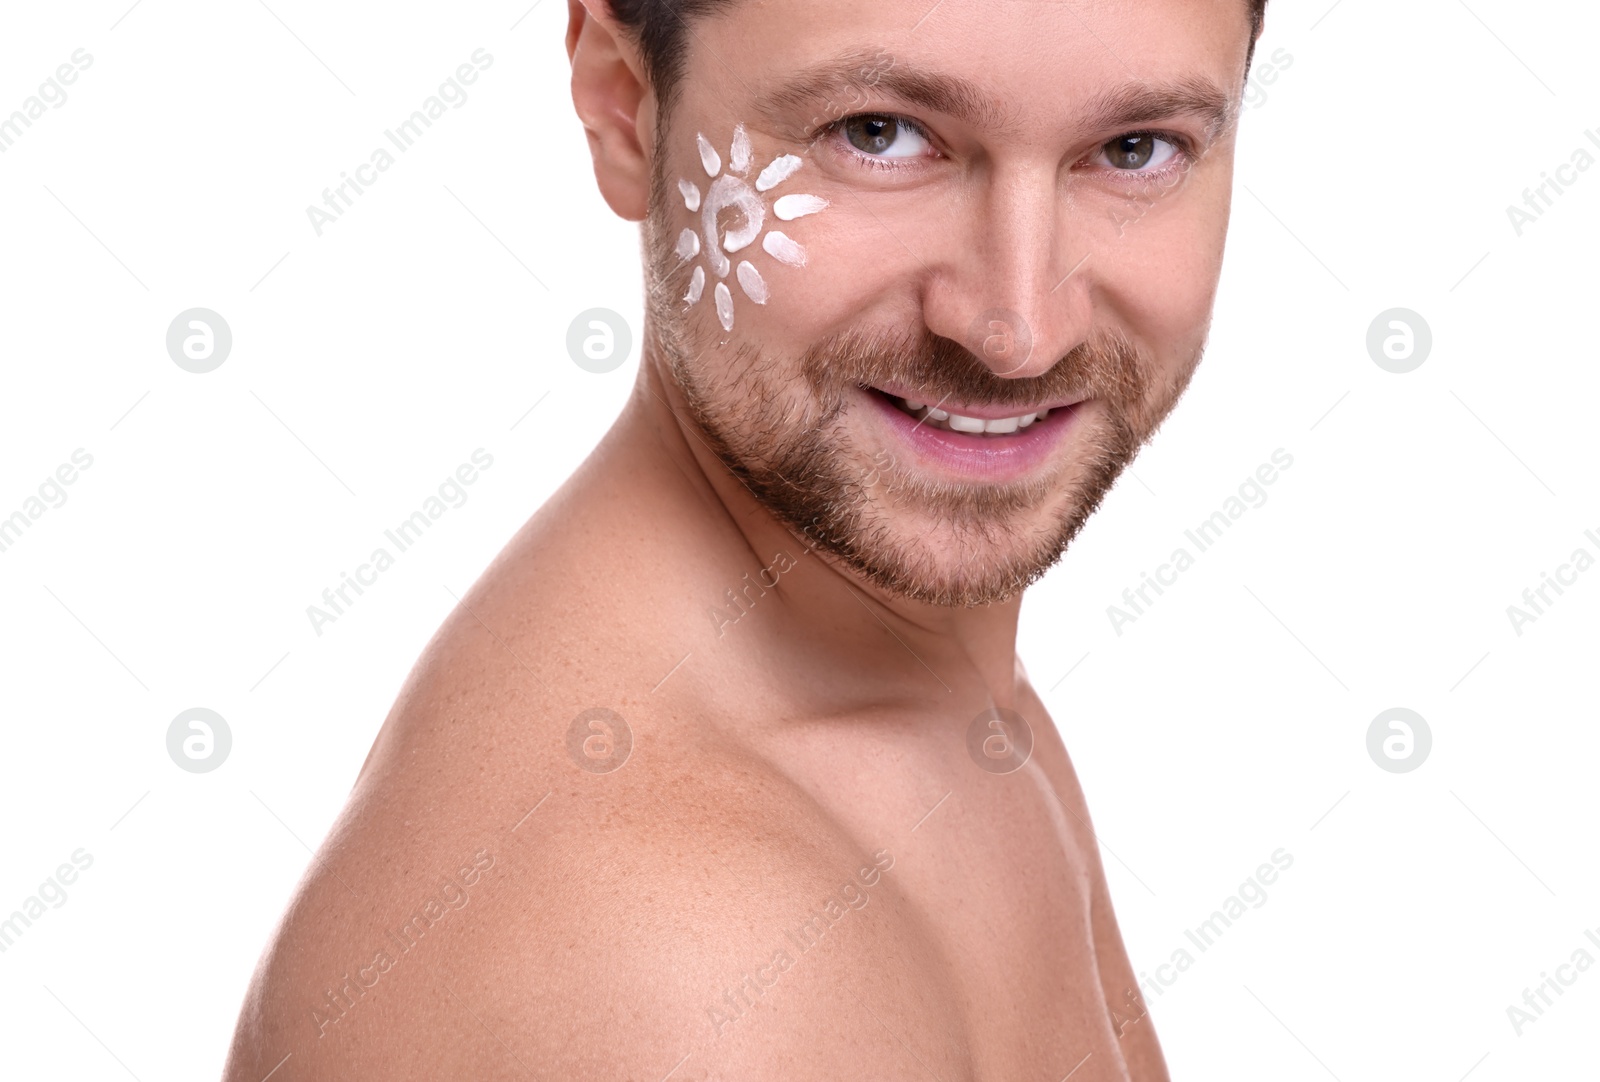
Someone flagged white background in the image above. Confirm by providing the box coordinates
[1,0,1595,1078]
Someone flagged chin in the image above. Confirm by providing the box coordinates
[813,498,1085,608]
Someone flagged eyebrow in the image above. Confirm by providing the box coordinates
[1077,75,1237,141]
[752,50,1236,143]
[753,50,1019,135]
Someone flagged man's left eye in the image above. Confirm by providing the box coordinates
[1099,134,1182,172]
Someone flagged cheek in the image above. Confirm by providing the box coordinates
[698,209,903,345]
[1094,175,1233,359]
[668,128,897,346]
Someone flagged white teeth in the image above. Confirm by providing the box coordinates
[897,396,1054,434]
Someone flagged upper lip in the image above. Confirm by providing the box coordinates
[869,383,1091,420]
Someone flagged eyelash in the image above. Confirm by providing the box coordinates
[812,113,937,173]
[814,112,1198,185]
[1096,129,1197,187]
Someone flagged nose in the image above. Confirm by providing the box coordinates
[921,164,1093,381]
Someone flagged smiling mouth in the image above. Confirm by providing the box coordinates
[878,392,1054,435]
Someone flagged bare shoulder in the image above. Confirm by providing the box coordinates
[490,750,967,1080]
[224,680,968,1079]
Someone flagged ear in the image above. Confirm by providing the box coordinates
[568,0,654,222]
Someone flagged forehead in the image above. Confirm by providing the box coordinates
[683,0,1252,134]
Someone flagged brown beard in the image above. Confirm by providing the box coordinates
[643,150,1200,607]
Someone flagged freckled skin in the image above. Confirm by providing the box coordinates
[221,2,1257,1078]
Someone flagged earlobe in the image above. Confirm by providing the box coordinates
[568,0,653,222]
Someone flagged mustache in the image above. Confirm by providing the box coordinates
[798,323,1153,413]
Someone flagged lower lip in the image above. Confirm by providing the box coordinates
[863,389,1084,483]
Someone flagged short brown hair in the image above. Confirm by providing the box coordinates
[609,0,1270,116]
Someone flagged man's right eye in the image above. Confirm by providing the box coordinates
[837,114,934,161]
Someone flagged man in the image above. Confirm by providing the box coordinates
[224,0,1267,1077]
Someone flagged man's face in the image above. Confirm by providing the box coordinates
[644,0,1251,606]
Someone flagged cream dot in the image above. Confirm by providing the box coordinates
[756,155,804,192]
[730,125,753,174]
[774,194,829,221]
[762,231,807,267]
[736,261,768,304]
[697,133,721,177]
